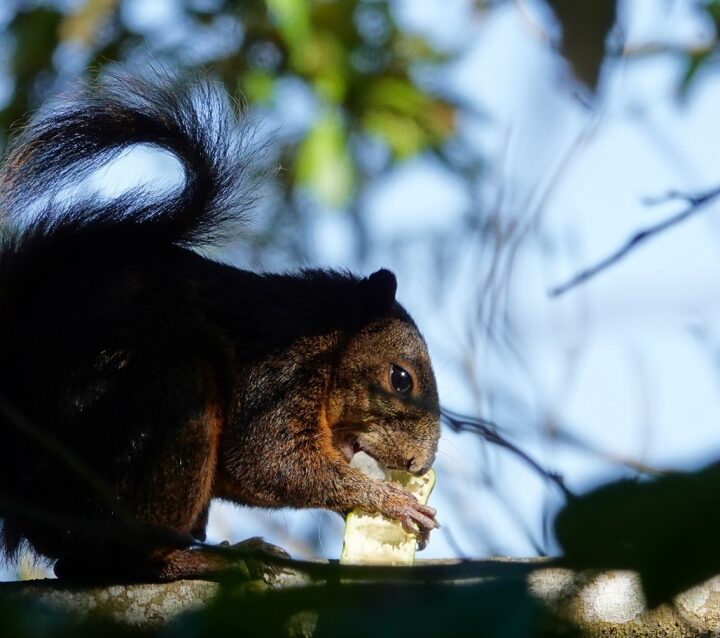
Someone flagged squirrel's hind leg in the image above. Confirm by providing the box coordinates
[53,538,289,582]
[152,537,290,581]
[50,359,229,582]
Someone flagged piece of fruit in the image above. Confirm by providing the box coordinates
[340,452,436,566]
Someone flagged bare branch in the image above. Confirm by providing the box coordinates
[549,185,720,297]
[440,408,573,499]
[544,423,672,478]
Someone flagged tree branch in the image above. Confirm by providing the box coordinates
[5,559,720,636]
[440,408,572,499]
[549,185,720,297]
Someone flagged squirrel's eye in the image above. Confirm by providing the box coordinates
[389,364,413,394]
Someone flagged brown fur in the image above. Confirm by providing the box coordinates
[0,73,441,582]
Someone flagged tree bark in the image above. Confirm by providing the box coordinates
[2,559,720,636]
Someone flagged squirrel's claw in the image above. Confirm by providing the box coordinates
[230,536,291,560]
[217,537,291,581]
[380,484,439,549]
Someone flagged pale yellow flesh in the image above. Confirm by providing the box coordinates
[340,467,436,566]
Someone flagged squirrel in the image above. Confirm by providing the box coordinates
[0,71,441,581]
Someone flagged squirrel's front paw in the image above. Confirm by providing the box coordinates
[380,484,439,550]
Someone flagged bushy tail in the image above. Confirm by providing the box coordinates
[0,68,261,249]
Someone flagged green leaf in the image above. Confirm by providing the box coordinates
[677,49,715,100]
[266,0,312,46]
[359,77,455,158]
[701,0,720,30]
[363,110,424,158]
[365,76,427,116]
[295,111,354,207]
[545,0,618,94]
[242,69,275,104]
[300,33,348,102]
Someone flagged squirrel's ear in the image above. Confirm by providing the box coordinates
[359,269,397,316]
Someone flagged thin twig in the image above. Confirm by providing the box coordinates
[549,185,720,297]
[440,408,573,499]
[545,424,671,478]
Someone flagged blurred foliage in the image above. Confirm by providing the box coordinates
[545,0,617,94]
[540,0,720,102]
[555,461,720,607]
[0,0,477,262]
[2,0,716,262]
[677,0,720,99]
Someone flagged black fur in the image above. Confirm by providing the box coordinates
[0,71,425,571]
[0,70,258,249]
